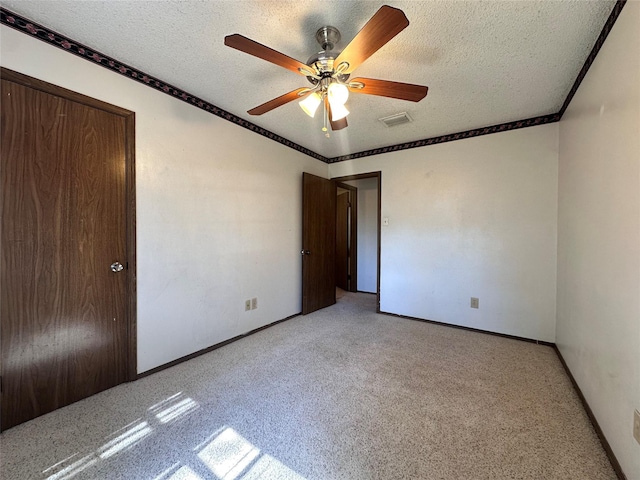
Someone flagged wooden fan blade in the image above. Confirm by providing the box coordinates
[326,97,348,130]
[334,6,409,74]
[349,77,428,102]
[248,88,311,115]
[224,34,308,75]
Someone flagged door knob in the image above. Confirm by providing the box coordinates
[110,262,124,272]
[301,250,310,255]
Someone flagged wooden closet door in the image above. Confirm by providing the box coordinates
[1,71,134,430]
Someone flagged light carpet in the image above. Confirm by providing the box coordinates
[0,291,616,479]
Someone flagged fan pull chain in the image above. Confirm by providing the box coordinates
[323,97,330,138]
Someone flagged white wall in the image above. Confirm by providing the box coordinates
[342,178,379,293]
[556,2,640,477]
[330,124,559,342]
[5,14,636,475]
[1,26,328,373]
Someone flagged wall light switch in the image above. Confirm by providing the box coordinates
[245,299,251,311]
[470,297,479,309]
[383,217,389,226]
[251,297,258,310]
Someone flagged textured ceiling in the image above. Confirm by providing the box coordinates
[2,1,616,159]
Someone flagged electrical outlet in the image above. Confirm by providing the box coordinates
[251,297,258,310]
[470,297,479,309]
[244,299,251,311]
[634,410,640,445]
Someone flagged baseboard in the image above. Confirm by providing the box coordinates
[553,346,627,480]
[137,312,301,379]
[356,290,377,295]
[378,310,555,347]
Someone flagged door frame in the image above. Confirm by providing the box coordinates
[1,67,137,381]
[331,172,381,312]
[335,182,358,292]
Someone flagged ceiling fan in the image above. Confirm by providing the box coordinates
[224,5,428,135]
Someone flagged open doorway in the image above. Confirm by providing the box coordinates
[332,172,381,312]
[301,171,381,315]
[335,182,357,293]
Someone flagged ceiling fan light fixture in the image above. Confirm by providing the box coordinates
[327,82,349,105]
[330,102,350,121]
[299,92,322,117]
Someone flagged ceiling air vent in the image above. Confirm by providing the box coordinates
[379,112,413,128]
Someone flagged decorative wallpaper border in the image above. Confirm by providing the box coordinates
[558,0,626,118]
[327,0,626,164]
[326,113,560,163]
[0,8,325,163]
[0,1,626,164]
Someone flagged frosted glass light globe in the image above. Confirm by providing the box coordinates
[327,83,349,105]
[299,92,322,117]
[330,103,349,121]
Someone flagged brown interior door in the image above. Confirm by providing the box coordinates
[302,173,336,314]
[336,192,349,291]
[1,71,134,430]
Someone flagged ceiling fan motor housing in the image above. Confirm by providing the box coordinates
[303,26,350,86]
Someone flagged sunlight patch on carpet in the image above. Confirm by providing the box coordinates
[196,427,306,480]
[149,392,199,424]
